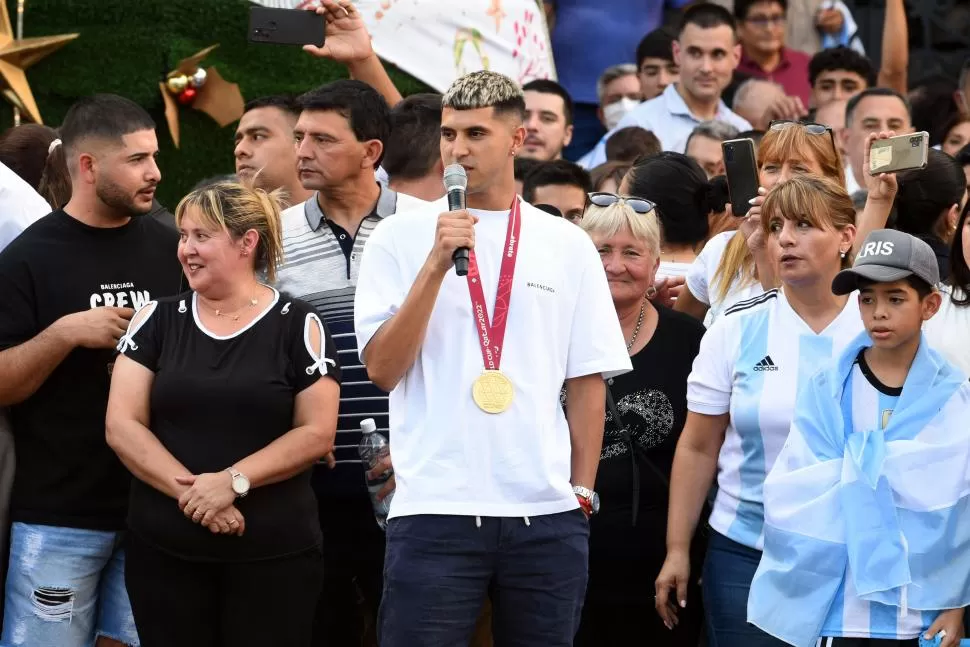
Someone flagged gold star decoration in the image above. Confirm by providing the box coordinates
[0,1,77,124]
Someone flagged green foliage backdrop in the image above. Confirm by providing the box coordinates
[5,0,429,206]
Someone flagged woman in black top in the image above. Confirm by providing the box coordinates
[573,192,707,647]
[105,182,340,647]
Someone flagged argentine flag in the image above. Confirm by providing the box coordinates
[748,332,970,647]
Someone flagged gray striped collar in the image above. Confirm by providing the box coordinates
[304,184,398,231]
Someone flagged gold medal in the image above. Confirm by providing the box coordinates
[472,370,514,414]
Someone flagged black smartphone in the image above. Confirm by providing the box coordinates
[249,7,325,47]
[722,138,759,217]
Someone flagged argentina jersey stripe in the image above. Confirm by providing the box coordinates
[723,308,771,547]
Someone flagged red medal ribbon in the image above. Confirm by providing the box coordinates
[466,198,522,371]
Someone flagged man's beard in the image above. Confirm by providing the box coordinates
[96,176,153,217]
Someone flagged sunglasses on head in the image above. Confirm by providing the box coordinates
[587,192,655,214]
[768,119,837,149]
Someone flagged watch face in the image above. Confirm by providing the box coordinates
[591,492,601,514]
[232,475,250,495]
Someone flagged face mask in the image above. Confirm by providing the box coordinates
[603,97,641,130]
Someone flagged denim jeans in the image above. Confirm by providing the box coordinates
[379,510,589,647]
[1,522,138,647]
[702,530,788,647]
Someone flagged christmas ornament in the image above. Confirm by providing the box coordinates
[177,87,197,105]
[190,67,207,89]
[159,44,244,148]
[165,73,189,95]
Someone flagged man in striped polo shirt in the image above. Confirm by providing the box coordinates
[275,79,423,646]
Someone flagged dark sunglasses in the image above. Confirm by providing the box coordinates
[587,192,655,214]
[768,119,837,150]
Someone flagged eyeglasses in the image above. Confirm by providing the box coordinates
[745,14,786,27]
[768,119,838,151]
[587,192,655,214]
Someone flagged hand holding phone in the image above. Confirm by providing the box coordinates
[249,7,326,47]
[869,131,930,175]
[722,138,760,217]
[861,131,902,205]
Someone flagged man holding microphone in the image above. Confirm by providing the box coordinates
[354,70,631,646]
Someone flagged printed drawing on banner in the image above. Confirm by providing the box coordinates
[511,6,552,85]
[454,27,490,76]
[374,0,400,20]
[486,0,507,31]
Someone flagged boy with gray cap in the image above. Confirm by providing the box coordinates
[748,228,970,647]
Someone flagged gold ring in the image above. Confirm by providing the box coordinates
[338,1,351,16]
[229,519,238,526]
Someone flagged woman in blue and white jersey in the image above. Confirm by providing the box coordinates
[655,175,875,647]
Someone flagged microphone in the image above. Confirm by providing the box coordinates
[443,163,469,276]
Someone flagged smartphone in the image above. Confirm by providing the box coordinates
[722,138,759,217]
[869,131,930,174]
[249,7,325,47]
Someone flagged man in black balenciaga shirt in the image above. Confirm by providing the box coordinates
[0,94,182,647]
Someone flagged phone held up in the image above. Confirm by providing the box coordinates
[869,131,930,175]
[722,138,759,217]
[249,7,326,47]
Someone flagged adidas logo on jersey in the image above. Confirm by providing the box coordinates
[753,355,779,372]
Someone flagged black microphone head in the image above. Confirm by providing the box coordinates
[443,164,467,192]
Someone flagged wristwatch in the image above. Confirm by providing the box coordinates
[572,485,600,517]
[227,467,250,499]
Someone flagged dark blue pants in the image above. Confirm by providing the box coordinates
[702,530,790,647]
[379,510,589,647]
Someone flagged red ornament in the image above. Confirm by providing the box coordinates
[178,87,197,105]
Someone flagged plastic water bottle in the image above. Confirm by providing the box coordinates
[358,419,393,530]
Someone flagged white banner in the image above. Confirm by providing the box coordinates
[249,0,556,91]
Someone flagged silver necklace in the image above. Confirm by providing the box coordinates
[626,300,646,352]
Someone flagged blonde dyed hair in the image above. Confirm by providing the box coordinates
[711,124,847,302]
[175,181,285,282]
[443,70,524,111]
[760,174,856,269]
[581,201,662,260]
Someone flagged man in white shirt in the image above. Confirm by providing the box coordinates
[582,4,751,167]
[354,70,631,646]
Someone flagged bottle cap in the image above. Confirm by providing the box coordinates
[360,418,377,433]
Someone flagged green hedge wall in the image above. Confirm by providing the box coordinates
[5,0,430,207]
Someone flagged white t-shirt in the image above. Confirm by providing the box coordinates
[354,197,632,519]
[686,231,763,326]
[394,190,430,215]
[0,161,51,252]
[924,284,970,378]
[657,260,692,281]
[818,352,934,640]
[687,289,864,549]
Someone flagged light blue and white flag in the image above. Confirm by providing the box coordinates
[748,331,970,647]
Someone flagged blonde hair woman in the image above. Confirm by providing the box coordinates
[106,182,341,647]
[675,125,898,325]
[656,176,865,647]
[575,194,707,647]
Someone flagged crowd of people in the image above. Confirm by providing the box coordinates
[0,0,969,646]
